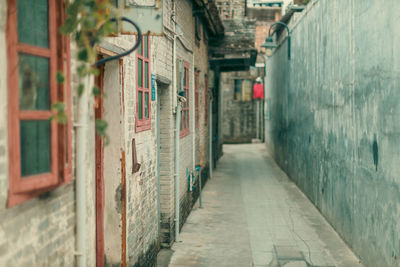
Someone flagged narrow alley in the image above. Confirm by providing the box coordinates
[159,144,362,267]
[1,0,399,266]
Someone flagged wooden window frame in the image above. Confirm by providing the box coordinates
[7,0,72,207]
[195,70,199,129]
[180,62,190,138]
[135,35,151,132]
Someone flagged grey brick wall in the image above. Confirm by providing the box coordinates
[0,1,92,265]
[221,71,257,143]
[216,0,246,20]
[176,40,194,202]
[0,185,76,267]
[0,1,214,265]
[163,0,174,32]
[157,0,211,247]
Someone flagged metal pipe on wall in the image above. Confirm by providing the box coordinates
[256,100,260,140]
[75,75,91,267]
[174,103,182,242]
[197,166,202,208]
[209,99,213,180]
[172,0,179,242]
[192,54,196,183]
[156,87,161,237]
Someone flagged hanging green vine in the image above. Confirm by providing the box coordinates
[53,0,120,137]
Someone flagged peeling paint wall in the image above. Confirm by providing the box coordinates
[104,34,159,266]
[264,0,400,266]
[102,59,123,265]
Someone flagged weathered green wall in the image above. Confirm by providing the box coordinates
[264,0,400,266]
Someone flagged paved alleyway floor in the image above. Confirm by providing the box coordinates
[158,144,363,267]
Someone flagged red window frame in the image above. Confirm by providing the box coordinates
[6,0,72,207]
[135,35,151,132]
[204,76,208,125]
[195,71,199,129]
[180,62,190,138]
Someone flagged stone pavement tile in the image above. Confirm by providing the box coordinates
[292,229,320,241]
[274,246,304,261]
[270,231,296,241]
[282,261,308,267]
[157,249,173,267]
[303,251,336,267]
[295,239,326,253]
[163,145,363,267]
[250,240,274,252]
[252,251,274,266]
[169,254,199,266]
[272,238,297,247]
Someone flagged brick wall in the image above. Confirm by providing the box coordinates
[0,185,76,266]
[163,0,174,33]
[0,1,214,265]
[176,41,194,201]
[255,21,273,52]
[221,71,257,143]
[0,1,99,265]
[216,0,246,20]
[158,77,175,246]
[157,0,211,247]
[104,35,160,266]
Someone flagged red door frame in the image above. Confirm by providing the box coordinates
[95,64,105,267]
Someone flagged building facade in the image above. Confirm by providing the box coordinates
[0,0,223,266]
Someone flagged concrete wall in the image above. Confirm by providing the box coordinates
[264,0,400,266]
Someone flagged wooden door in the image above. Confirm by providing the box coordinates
[95,64,105,267]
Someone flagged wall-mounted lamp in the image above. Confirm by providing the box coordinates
[261,22,291,60]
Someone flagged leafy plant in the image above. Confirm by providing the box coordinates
[53,0,119,137]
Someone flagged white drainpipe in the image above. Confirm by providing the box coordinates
[256,100,260,140]
[172,14,180,240]
[192,54,195,183]
[174,102,181,242]
[75,75,91,267]
[209,98,213,179]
